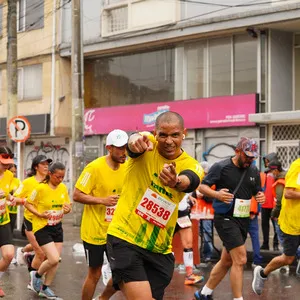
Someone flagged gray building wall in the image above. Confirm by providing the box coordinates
[181,127,259,165]
[269,30,293,112]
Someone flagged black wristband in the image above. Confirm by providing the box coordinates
[179,170,200,193]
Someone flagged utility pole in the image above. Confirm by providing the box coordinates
[6,0,18,150]
[71,0,84,226]
[7,0,24,232]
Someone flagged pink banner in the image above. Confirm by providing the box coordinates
[84,94,257,135]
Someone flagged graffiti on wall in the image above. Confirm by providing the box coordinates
[25,141,70,190]
[203,143,236,165]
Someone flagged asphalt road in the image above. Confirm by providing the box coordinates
[2,216,300,300]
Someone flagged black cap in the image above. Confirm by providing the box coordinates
[31,155,52,168]
[265,160,282,173]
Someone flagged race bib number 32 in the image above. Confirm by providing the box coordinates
[105,205,116,222]
[135,188,176,229]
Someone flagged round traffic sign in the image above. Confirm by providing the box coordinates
[7,116,31,142]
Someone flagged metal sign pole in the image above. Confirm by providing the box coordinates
[16,142,21,231]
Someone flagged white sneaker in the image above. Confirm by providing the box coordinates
[279,265,289,274]
[10,257,17,265]
[101,262,112,286]
[16,247,26,266]
[296,259,300,275]
[252,266,267,295]
[27,282,35,291]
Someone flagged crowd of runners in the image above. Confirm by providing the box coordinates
[0,111,299,300]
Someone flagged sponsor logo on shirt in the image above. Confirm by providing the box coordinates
[150,180,173,199]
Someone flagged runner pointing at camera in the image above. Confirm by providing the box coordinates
[107,111,203,300]
[73,129,128,300]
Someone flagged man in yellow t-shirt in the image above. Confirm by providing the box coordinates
[252,157,300,295]
[107,111,203,300]
[73,129,128,300]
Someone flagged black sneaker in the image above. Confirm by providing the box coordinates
[194,290,213,300]
[260,245,269,250]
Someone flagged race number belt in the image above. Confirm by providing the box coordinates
[233,198,251,218]
[135,188,176,229]
[47,209,64,226]
[105,205,116,222]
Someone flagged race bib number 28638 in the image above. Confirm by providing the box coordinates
[135,188,176,229]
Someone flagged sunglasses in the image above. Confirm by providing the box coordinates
[243,153,255,161]
[0,153,14,159]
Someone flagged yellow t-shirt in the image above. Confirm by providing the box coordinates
[107,138,204,254]
[278,158,300,235]
[14,176,41,222]
[8,177,21,214]
[27,182,70,233]
[75,156,127,245]
[0,170,14,225]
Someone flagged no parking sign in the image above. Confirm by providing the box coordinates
[7,116,31,142]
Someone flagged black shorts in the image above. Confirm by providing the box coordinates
[214,214,249,251]
[107,235,174,300]
[9,213,17,232]
[174,209,191,234]
[83,241,107,268]
[23,217,33,232]
[281,231,300,257]
[35,223,63,246]
[0,223,13,247]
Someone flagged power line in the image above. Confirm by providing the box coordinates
[0,1,47,34]
[0,0,71,52]
[162,0,290,8]
[105,0,290,40]
[0,0,292,57]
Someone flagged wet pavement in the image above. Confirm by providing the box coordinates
[3,215,300,300]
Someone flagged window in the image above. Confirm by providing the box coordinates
[106,5,128,34]
[186,42,206,99]
[209,37,231,97]
[18,64,43,101]
[0,4,2,36]
[234,35,257,94]
[18,0,44,32]
[84,48,175,108]
[103,1,128,34]
[185,34,258,99]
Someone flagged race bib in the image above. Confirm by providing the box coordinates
[105,205,116,222]
[47,210,64,226]
[177,215,192,228]
[233,198,251,218]
[135,188,176,229]
[0,198,6,216]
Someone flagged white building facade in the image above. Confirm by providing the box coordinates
[59,0,300,168]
